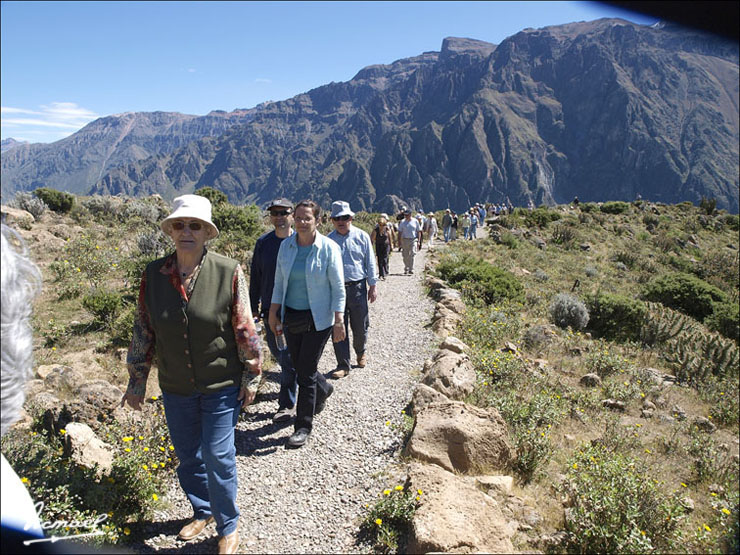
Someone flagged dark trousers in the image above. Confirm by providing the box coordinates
[284,321,332,432]
[263,320,297,410]
[333,280,369,370]
[376,247,390,278]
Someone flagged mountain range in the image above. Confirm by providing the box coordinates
[2,18,738,213]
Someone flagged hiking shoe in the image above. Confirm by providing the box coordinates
[329,368,350,379]
[178,516,214,541]
[287,428,311,448]
[357,353,367,368]
[273,406,295,423]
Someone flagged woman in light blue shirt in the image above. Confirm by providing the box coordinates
[269,200,346,448]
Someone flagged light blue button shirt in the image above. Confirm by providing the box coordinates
[271,232,346,331]
[328,226,378,286]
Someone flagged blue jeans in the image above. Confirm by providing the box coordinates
[469,223,477,239]
[443,225,451,242]
[333,280,369,370]
[264,321,297,410]
[162,386,240,536]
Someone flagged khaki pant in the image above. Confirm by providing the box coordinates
[401,237,417,273]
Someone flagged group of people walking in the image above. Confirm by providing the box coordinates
[121,194,384,553]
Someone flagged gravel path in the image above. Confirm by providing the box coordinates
[137,242,438,553]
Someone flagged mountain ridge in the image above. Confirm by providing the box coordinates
[2,18,737,212]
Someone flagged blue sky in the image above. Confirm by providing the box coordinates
[1,1,655,144]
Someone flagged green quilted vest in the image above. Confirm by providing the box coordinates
[145,251,242,395]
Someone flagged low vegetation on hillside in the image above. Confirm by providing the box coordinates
[2,191,738,552]
[431,200,738,553]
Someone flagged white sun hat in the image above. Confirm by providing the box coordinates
[161,194,219,239]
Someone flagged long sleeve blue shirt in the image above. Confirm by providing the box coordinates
[328,226,379,286]
[271,232,346,331]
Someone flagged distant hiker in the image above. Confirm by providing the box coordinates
[442,209,453,243]
[416,213,426,250]
[370,216,394,281]
[396,209,406,251]
[250,198,298,423]
[477,204,486,224]
[461,212,470,240]
[528,200,535,211]
[427,212,438,247]
[123,194,262,552]
[450,211,459,241]
[469,209,479,239]
[269,200,345,448]
[328,201,378,379]
[398,207,422,274]
[572,196,580,208]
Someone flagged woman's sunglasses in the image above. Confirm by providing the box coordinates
[332,215,351,222]
[171,221,203,231]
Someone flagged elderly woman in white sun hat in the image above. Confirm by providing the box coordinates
[122,193,262,554]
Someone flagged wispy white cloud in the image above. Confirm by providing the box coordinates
[1,102,98,143]
[254,78,272,83]
[187,68,196,73]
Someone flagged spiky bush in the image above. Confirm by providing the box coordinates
[549,293,589,331]
[706,301,740,343]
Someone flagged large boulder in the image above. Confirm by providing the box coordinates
[63,422,114,477]
[406,462,515,553]
[420,350,476,399]
[439,336,468,354]
[43,365,85,393]
[404,401,514,474]
[0,205,34,228]
[409,383,450,416]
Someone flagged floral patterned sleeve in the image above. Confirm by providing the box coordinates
[232,264,263,393]
[126,271,155,397]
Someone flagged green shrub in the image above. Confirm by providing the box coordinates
[360,486,420,553]
[585,344,630,378]
[580,202,600,213]
[82,290,124,329]
[499,231,519,249]
[108,303,136,347]
[64,234,118,289]
[33,187,74,213]
[706,301,740,342]
[436,254,524,306]
[194,186,229,206]
[643,272,728,322]
[560,444,683,553]
[549,293,589,331]
[600,201,631,214]
[209,203,264,258]
[522,207,561,228]
[723,213,739,231]
[586,293,647,342]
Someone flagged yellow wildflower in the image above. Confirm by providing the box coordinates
[375,518,382,526]
[395,485,403,491]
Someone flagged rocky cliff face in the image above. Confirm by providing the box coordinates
[5,18,739,212]
[1,110,255,197]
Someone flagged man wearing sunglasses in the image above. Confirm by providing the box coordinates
[327,200,378,379]
[249,199,298,423]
